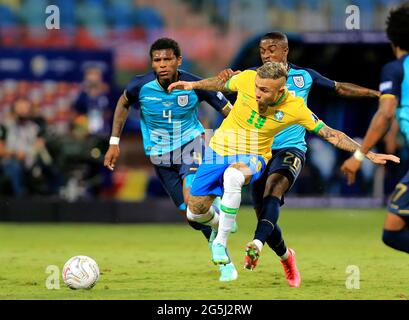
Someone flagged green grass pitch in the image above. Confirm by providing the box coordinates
[0,207,408,300]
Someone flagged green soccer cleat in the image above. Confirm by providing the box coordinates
[244,241,260,270]
[211,242,231,265]
[208,228,218,249]
[219,262,238,282]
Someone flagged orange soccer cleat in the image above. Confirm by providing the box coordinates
[280,248,301,288]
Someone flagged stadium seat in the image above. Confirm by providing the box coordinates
[0,5,17,27]
[132,6,165,30]
[304,0,320,11]
[352,0,375,30]
[19,0,47,27]
[52,0,76,30]
[106,0,134,30]
[274,0,297,10]
[75,0,107,38]
[329,0,350,30]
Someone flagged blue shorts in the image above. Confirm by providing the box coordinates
[388,169,409,217]
[190,148,266,197]
[251,147,305,209]
[153,136,204,210]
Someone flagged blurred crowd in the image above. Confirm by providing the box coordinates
[0,0,407,201]
[0,66,114,199]
[186,0,401,32]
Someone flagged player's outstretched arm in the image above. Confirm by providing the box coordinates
[335,81,380,98]
[104,94,131,171]
[316,124,400,165]
[340,95,399,184]
[168,76,230,93]
[217,69,241,82]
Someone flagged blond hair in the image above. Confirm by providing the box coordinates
[257,62,288,80]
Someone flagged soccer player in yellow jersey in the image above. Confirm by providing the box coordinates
[168,61,399,283]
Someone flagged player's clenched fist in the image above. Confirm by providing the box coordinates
[217,69,241,82]
[104,145,120,171]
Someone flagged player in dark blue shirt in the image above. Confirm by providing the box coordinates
[103,38,237,281]
[342,3,409,254]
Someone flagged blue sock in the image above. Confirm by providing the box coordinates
[254,196,281,244]
[187,220,212,240]
[266,224,288,257]
[382,229,409,253]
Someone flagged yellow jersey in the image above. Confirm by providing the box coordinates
[209,70,324,162]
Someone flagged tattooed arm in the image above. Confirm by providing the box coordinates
[316,124,399,165]
[168,76,230,93]
[104,94,131,171]
[335,81,380,98]
[317,125,361,152]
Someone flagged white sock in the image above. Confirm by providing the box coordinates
[280,248,289,261]
[253,239,263,252]
[214,167,245,247]
[214,210,237,247]
[212,196,221,209]
[186,206,219,229]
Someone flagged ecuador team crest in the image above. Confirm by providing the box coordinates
[177,95,189,107]
[293,75,305,88]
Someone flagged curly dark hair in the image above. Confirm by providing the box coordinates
[386,2,409,51]
[149,38,181,59]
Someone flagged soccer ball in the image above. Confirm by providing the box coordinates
[62,255,100,290]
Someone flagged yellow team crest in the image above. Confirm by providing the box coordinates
[256,160,262,172]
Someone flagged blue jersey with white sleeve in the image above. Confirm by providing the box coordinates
[124,70,230,156]
[379,54,409,143]
[272,63,336,152]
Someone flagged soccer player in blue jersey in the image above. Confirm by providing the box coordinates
[341,2,409,255]
[103,38,237,281]
[219,31,380,287]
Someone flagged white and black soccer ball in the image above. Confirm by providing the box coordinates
[62,255,100,290]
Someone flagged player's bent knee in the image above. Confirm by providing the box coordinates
[223,167,245,192]
[383,212,406,231]
[187,196,212,215]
